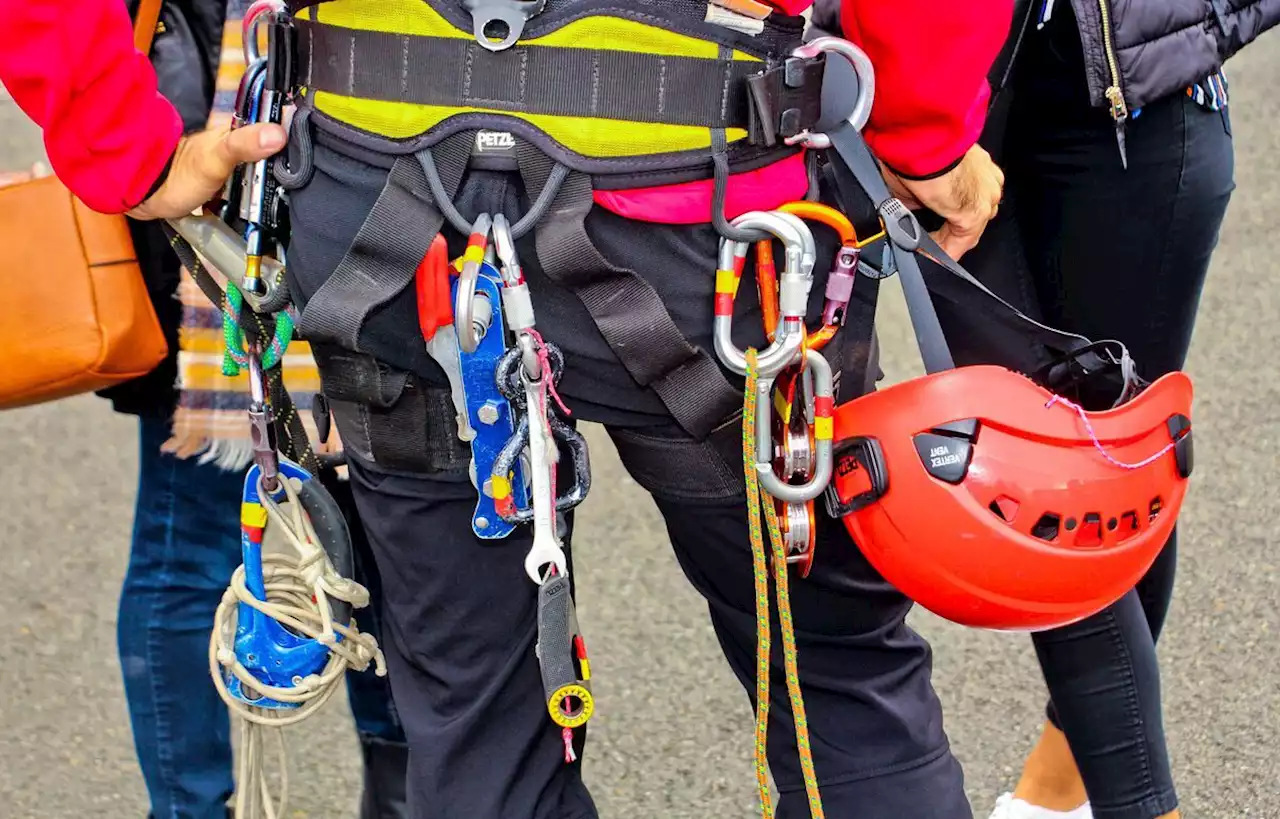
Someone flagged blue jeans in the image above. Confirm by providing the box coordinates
[118,415,404,819]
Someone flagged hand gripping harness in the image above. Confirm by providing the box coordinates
[820,128,1196,632]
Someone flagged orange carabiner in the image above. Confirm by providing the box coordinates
[779,200,886,249]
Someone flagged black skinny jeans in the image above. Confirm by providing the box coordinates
[949,12,1236,819]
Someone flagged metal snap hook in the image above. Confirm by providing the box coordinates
[786,36,877,150]
[756,349,834,504]
[713,211,816,379]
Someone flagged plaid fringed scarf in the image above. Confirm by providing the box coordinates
[164,0,323,469]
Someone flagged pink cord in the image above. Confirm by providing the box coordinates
[528,329,572,417]
[562,727,576,763]
[1045,395,1175,470]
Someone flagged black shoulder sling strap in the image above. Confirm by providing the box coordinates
[820,120,1142,406]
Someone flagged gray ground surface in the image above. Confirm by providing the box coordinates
[1,32,1277,819]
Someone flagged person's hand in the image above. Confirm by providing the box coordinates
[126,122,287,221]
[881,144,1005,260]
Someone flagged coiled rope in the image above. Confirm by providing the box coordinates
[743,349,825,819]
[209,473,386,819]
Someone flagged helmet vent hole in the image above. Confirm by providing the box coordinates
[1032,513,1061,541]
[989,496,1021,522]
[1149,497,1164,522]
[1064,517,1078,531]
[1075,513,1104,548]
[1120,510,1140,537]
[1107,517,1118,531]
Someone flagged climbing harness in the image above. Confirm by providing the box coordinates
[151,0,1202,811]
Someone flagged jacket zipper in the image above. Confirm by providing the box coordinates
[1096,0,1129,168]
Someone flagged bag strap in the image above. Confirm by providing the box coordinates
[134,0,164,55]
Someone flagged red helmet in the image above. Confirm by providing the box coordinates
[827,363,1193,631]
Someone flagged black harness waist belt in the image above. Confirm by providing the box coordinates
[295,19,765,129]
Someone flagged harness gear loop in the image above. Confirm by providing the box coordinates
[743,349,825,819]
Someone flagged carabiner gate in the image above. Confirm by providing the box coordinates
[456,214,495,353]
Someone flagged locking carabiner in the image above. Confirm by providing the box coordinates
[246,343,281,494]
[753,348,834,504]
[777,201,887,329]
[714,211,816,379]
[455,214,495,353]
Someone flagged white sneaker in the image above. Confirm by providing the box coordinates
[988,792,1094,819]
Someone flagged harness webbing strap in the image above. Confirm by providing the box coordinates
[516,145,742,441]
[299,132,471,350]
[295,20,767,130]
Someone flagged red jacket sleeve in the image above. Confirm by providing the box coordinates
[0,0,183,213]
[841,0,1013,178]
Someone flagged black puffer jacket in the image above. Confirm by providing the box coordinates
[813,0,1279,123]
[98,0,227,417]
[1066,0,1280,120]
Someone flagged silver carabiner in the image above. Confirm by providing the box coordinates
[713,211,816,379]
[455,213,494,353]
[755,348,834,504]
[785,36,877,150]
[242,0,283,65]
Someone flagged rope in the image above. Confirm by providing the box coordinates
[221,283,296,377]
[743,349,826,819]
[209,473,386,819]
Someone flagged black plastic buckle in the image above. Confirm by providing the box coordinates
[746,56,826,148]
[1034,339,1150,410]
[878,198,922,252]
[265,15,297,96]
[823,436,889,518]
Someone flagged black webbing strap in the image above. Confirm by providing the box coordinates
[161,223,320,475]
[314,345,472,474]
[299,132,471,350]
[515,145,742,441]
[823,123,1101,375]
[294,19,797,131]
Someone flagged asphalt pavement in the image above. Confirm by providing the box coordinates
[1,31,1277,819]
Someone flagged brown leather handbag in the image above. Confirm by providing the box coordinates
[0,0,170,410]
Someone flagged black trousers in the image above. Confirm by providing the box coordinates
[287,136,971,818]
[952,10,1236,819]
